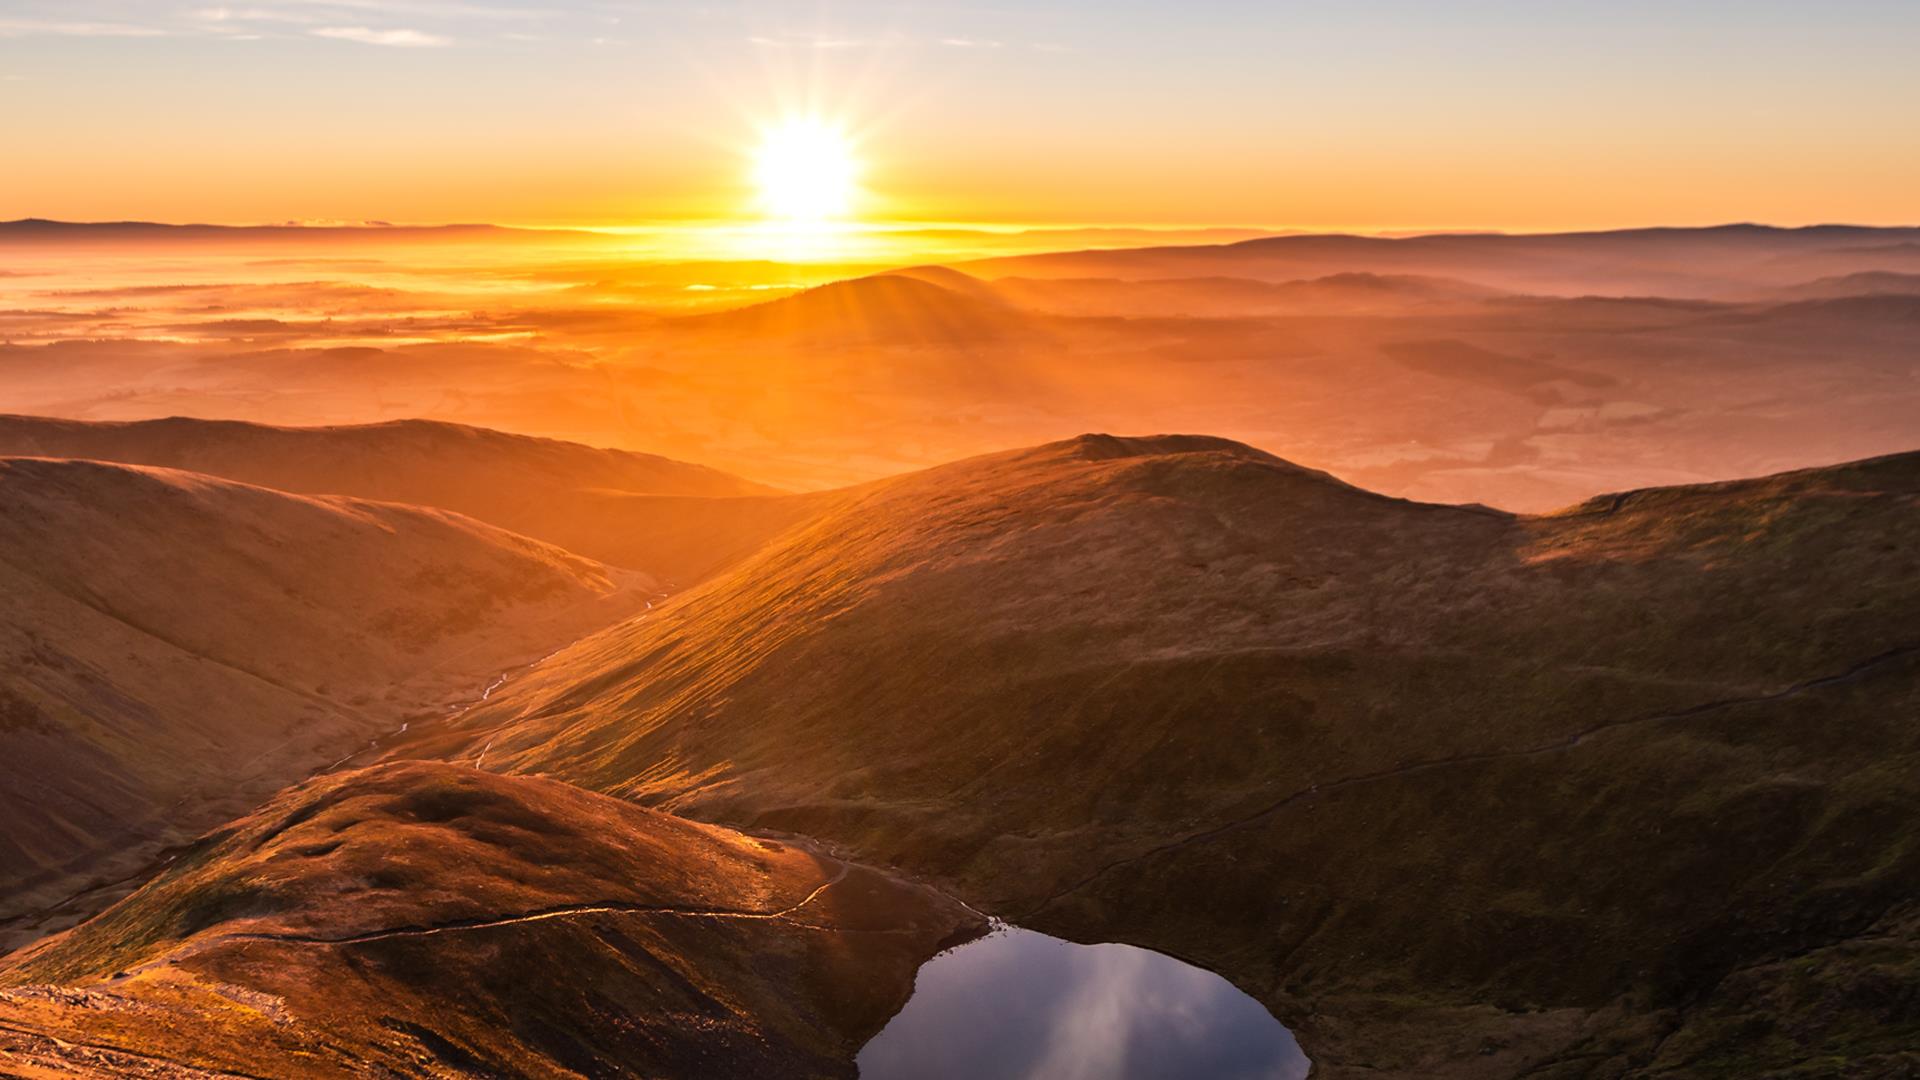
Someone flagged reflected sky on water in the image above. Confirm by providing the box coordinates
[858,925,1309,1080]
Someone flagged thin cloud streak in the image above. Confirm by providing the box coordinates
[311,26,451,46]
[189,7,324,26]
[0,18,168,38]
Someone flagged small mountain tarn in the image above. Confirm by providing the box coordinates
[860,923,1310,1080]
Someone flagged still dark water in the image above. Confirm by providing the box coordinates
[857,925,1310,1080]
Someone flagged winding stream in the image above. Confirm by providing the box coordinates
[858,924,1309,1080]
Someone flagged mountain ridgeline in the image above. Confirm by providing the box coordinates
[443,433,1920,1078]
[0,415,812,583]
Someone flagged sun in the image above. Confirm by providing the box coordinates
[753,118,859,222]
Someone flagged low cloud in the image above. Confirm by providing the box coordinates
[311,26,450,47]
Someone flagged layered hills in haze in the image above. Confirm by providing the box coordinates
[8,224,1920,507]
[0,220,1917,1079]
[0,416,816,585]
[961,224,1920,297]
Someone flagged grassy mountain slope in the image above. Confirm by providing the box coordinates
[447,434,1920,1078]
[0,457,651,943]
[0,761,982,1078]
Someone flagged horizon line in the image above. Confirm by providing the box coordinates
[5,216,1919,238]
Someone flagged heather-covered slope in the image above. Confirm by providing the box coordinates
[0,415,801,581]
[449,434,1920,1078]
[0,762,982,1078]
[0,458,652,943]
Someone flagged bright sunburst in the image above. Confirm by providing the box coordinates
[753,118,859,222]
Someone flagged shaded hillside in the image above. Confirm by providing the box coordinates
[0,458,652,944]
[676,273,1034,345]
[451,434,1920,1078]
[0,415,808,581]
[0,762,982,1078]
[552,488,848,587]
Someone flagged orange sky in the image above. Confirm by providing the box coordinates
[2,2,1917,231]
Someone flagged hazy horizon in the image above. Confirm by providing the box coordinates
[9,216,1918,270]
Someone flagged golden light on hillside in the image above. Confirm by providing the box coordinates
[753,117,859,223]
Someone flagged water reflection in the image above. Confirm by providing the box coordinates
[858,925,1309,1080]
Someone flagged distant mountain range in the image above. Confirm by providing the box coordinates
[959,222,1920,297]
[0,218,601,245]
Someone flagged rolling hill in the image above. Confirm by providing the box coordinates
[0,457,652,948]
[0,761,982,1078]
[441,433,1920,1078]
[0,416,809,583]
[676,273,1034,345]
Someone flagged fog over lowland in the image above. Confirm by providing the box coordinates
[5,221,1918,508]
